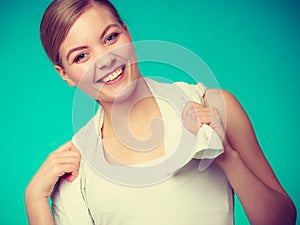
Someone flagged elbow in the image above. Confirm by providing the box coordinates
[249,195,297,225]
[287,199,297,225]
[273,195,297,225]
[276,198,297,225]
[280,193,297,225]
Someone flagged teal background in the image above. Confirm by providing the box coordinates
[0,0,299,224]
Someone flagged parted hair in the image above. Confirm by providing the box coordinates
[40,0,123,66]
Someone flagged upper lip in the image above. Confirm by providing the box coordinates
[95,64,125,83]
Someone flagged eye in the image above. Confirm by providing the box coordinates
[105,32,120,44]
[74,53,89,63]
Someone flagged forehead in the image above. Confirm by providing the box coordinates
[59,5,118,56]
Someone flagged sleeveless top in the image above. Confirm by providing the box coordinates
[51,79,234,225]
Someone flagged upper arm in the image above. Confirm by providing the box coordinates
[204,88,290,199]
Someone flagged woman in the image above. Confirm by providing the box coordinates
[25,0,296,224]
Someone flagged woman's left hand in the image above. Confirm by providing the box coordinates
[181,100,234,165]
[182,101,225,140]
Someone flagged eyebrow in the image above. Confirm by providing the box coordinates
[100,24,120,41]
[66,46,88,62]
[65,24,121,63]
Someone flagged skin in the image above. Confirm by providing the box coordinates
[183,91,297,225]
[25,3,296,225]
[55,5,141,104]
[25,142,80,225]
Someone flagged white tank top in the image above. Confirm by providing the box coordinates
[51,79,234,225]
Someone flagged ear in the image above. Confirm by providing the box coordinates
[54,65,77,87]
[122,23,128,31]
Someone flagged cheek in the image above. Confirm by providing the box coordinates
[67,65,92,84]
[113,41,137,64]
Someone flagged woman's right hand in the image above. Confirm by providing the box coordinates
[25,141,81,200]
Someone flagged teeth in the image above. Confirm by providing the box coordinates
[102,67,123,83]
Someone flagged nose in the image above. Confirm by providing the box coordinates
[95,52,116,70]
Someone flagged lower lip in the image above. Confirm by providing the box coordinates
[102,66,126,86]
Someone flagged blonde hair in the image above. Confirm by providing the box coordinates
[40,0,123,66]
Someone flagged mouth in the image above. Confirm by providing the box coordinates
[96,65,126,85]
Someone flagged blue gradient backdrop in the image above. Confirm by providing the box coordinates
[0,0,299,224]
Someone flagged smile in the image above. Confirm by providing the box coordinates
[96,65,126,85]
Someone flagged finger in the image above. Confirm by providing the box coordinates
[182,101,216,135]
[43,158,79,176]
[65,169,79,182]
[195,112,212,125]
[186,103,211,117]
[182,102,200,123]
[182,101,194,120]
[42,154,80,172]
[46,149,80,164]
[48,149,81,160]
[52,163,78,179]
[190,106,212,125]
[186,112,201,134]
[47,156,80,167]
[54,141,77,153]
[61,163,80,182]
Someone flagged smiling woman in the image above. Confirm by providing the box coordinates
[24,0,297,225]
[60,11,140,102]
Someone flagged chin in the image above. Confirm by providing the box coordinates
[97,75,140,104]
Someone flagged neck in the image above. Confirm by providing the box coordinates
[99,78,160,139]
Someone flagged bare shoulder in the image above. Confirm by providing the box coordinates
[204,88,260,154]
[204,88,241,110]
[203,88,246,126]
